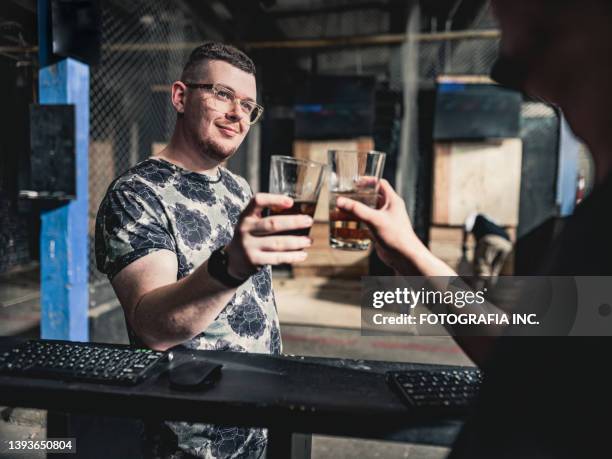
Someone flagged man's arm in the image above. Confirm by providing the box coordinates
[111,249,237,351]
[111,193,313,351]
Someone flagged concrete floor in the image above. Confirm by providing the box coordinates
[283,324,470,366]
[0,408,45,459]
[0,269,471,458]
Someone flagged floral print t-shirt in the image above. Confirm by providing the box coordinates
[95,157,280,458]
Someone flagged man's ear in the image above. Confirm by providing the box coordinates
[171,81,187,114]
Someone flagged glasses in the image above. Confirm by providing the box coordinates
[267,156,327,237]
[184,82,264,125]
[328,150,386,251]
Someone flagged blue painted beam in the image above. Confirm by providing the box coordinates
[38,58,90,340]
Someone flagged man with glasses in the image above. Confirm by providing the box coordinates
[95,42,312,458]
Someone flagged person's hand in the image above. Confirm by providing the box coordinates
[225,193,313,279]
[335,179,424,273]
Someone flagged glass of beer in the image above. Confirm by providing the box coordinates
[268,155,327,236]
[328,150,386,250]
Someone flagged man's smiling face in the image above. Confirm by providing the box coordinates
[181,60,257,162]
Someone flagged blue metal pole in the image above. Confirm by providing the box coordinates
[38,1,90,341]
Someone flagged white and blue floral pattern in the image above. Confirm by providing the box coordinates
[95,157,280,458]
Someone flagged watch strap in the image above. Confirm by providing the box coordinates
[207,247,248,288]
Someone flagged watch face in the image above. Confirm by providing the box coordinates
[208,247,244,288]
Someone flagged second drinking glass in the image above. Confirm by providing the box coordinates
[268,155,327,236]
[328,150,386,250]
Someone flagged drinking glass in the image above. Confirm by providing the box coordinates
[268,155,327,236]
[328,150,386,250]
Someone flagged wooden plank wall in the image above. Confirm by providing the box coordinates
[432,139,522,226]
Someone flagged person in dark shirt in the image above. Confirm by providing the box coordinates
[337,0,612,456]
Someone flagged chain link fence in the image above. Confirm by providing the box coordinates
[88,0,202,291]
[416,35,499,83]
[417,3,499,83]
[86,0,501,294]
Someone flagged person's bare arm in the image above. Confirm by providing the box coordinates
[111,193,313,351]
[336,181,501,366]
[111,249,237,351]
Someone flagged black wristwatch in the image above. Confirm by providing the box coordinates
[207,247,248,288]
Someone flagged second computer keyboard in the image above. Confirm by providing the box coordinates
[0,339,167,386]
[387,367,483,412]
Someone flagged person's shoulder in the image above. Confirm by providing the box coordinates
[111,158,176,191]
[220,167,253,200]
[103,158,174,205]
[220,167,249,189]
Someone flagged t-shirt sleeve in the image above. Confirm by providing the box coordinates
[95,186,176,280]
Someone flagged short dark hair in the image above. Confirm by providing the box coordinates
[181,42,256,81]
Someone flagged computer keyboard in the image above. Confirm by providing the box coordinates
[0,340,167,386]
[387,367,483,411]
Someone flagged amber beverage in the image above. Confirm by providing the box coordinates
[269,200,317,236]
[327,150,385,250]
[329,190,376,250]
